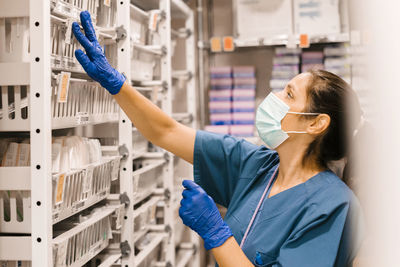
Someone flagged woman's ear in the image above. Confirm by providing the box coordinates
[307,114,331,135]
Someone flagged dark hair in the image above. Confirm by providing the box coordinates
[302,69,363,169]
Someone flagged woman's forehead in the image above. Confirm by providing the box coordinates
[290,73,311,94]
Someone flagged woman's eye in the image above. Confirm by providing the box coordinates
[287,92,293,99]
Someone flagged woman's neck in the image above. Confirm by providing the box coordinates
[275,142,324,188]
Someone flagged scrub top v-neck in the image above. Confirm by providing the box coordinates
[193,131,364,267]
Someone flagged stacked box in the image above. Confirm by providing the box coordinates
[301,51,324,72]
[231,66,256,137]
[209,67,232,126]
[207,66,256,137]
[324,45,351,84]
[270,48,301,92]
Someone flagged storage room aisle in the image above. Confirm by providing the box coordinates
[2,0,400,267]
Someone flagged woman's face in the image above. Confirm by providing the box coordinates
[275,73,313,134]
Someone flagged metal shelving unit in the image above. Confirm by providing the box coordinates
[0,0,123,266]
[0,0,199,266]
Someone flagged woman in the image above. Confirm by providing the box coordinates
[73,12,363,266]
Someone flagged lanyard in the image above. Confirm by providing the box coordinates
[239,165,279,248]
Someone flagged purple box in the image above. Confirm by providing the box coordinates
[210,113,232,125]
[302,51,324,59]
[209,89,232,101]
[232,89,255,101]
[211,78,233,90]
[233,66,256,78]
[209,101,232,113]
[210,66,232,79]
[232,101,255,112]
[232,112,255,125]
[233,78,256,86]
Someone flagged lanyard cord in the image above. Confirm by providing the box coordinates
[239,165,279,248]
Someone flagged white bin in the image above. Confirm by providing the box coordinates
[131,46,156,82]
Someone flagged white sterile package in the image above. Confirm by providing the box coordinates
[1,142,19,166]
[17,143,30,166]
[293,0,341,36]
[52,142,62,174]
[88,139,102,164]
[234,0,293,40]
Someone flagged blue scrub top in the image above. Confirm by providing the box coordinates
[193,131,364,267]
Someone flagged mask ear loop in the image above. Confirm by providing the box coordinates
[285,131,308,134]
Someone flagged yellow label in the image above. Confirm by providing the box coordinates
[210,37,222,53]
[56,174,65,204]
[150,12,158,31]
[104,0,111,7]
[57,72,71,103]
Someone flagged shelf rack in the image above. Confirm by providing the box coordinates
[0,0,124,267]
[0,1,199,267]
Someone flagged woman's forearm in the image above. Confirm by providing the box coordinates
[114,82,195,163]
[212,237,254,267]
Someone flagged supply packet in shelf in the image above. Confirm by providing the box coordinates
[1,142,19,166]
[52,142,62,173]
[17,143,30,166]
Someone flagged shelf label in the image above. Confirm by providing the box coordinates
[55,174,66,205]
[210,37,222,53]
[65,18,74,45]
[223,36,234,52]
[76,112,90,125]
[115,205,124,230]
[299,34,310,48]
[57,72,71,103]
[149,10,160,32]
[111,157,120,181]
[83,165,94,193]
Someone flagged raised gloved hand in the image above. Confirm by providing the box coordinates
[179,180,233,250]
[72,11,125,95]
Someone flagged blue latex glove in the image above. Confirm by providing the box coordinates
[72,11,125,95]
[179,180,233,250]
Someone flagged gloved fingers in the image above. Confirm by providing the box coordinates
[75,49,93,71]
[182,189,192,199]
[72,22,93,53]
[178,205,186,220]
[80,11,98,43]
[182,180,200,190]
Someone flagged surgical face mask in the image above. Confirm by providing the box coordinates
[255,93,320,149]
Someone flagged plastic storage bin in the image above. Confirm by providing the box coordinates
[131,47,157,82]
[0,80,119,131]
[132,160,165,204]
[0,155,120,233]
[53,206,116,267]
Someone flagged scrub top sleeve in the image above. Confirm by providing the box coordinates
[193,130,262,207]
[271,203,354,267]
